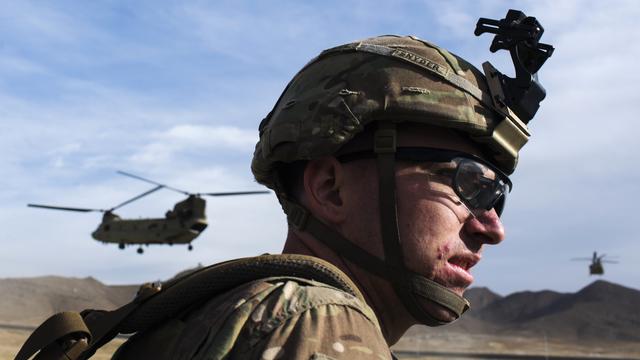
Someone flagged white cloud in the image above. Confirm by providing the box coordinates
[129,124,257,166]
[175,2,328,64]
[0,54,47,74]
[425,1,479,40]
[0,2,86,44]
[162,125,257,149]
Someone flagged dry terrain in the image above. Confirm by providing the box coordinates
[393,331,640,359]
[1,276,638,359]
[3,327,638,360]
[0,327,125,360]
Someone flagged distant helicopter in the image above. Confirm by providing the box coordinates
[571,251,619,275]
[28,171,269,254]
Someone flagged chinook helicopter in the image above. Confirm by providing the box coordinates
[28,171,269,254]
[571,251,619,275]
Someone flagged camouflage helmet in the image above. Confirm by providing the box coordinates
[252,35,531,192]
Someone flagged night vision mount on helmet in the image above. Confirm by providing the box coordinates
[475,9,555,123]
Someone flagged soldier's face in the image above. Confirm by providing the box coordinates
[341,124,505,320]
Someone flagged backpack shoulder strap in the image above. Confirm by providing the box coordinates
[16,254,361,360]
[15,311,90,360]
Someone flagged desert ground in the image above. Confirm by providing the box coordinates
[393,331,640,359]
[2,277,638,359]
[3,326,639,360]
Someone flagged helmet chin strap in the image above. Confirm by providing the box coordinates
[283,122,469,326]
[374,122,469,326]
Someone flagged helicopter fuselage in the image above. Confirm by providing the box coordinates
[589,261,604,275]
[92,196,208,246]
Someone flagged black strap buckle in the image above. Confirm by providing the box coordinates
[374,127,397,154]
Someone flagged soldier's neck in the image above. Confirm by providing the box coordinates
[282,229,413,345]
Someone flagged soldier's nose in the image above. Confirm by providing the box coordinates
[464,209,505,246]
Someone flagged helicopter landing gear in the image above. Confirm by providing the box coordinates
[188,244,193,251]
[118,243,125,250]
[137,247,144,254]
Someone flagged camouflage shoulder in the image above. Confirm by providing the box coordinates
[113,275,391,360]
[194,276,391,359]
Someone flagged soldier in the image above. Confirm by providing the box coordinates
[112,22,552,357]
[17,11,552,360]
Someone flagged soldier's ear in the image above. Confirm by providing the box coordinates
[302,156,346,224]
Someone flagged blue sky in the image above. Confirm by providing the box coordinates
[1,0,638,296]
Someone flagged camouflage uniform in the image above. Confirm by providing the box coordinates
[113,275,393,360]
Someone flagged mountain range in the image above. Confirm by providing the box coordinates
[409,280,640,343]
[1,276,638,343]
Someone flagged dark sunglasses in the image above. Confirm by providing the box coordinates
[337,147,512,216]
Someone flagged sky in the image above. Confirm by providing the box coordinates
[1,0,638,296]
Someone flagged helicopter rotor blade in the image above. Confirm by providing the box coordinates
[201,191,270,197]
[117,171,190,195]
[597,253,608,261]
[111,185,165,211]
[28,203,105,213]
[570,258,591,261]
[602,260,619,264]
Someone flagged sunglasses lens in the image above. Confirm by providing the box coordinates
[455,161,484,199]
[454,159,509,213]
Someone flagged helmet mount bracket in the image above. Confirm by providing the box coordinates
[475,9,554,124]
